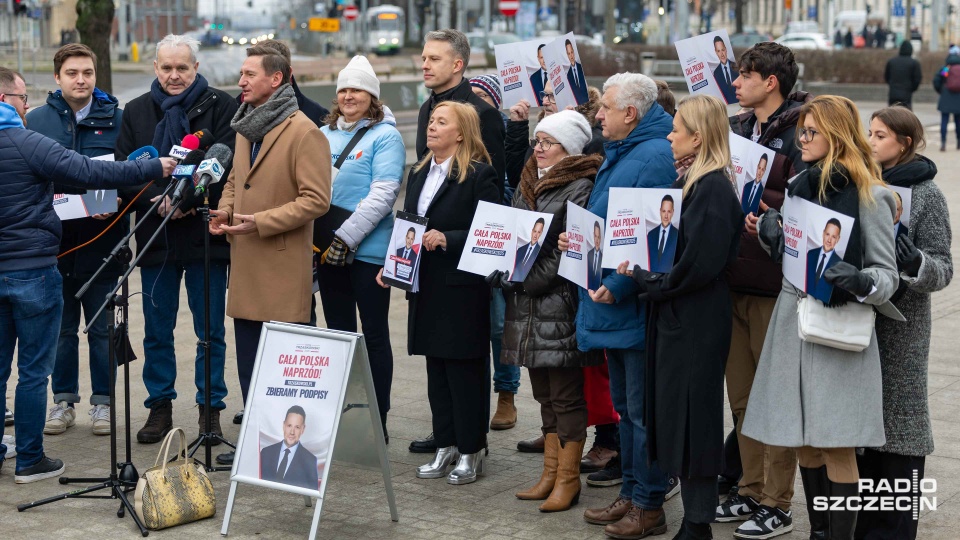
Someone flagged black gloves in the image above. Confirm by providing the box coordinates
[485,270,524,294]
[896,235,922,277]
[629,265,652,287]
[824,261,875,297]
[758,208,784,264]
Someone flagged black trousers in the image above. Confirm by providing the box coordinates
[316,260,393,419]
[528,366,587,444]
[235,317,310,404]
[426,356,489,454]
[721,412,742,484]
[855,449,925,540]
[681,476,719,525]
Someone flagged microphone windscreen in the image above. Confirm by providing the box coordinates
[181,134,201,150]
[127,145,159,161]
[181,149,206,166]
[205,143,233,167]
[192,129,215,150]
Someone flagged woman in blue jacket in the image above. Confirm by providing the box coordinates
[317,56,405,440]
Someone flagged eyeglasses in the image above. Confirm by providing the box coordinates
[2,93,27,105]
[798,127,819,142]
[538,91,556,104]
[529,138,558,151]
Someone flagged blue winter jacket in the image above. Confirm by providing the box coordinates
[576,103,676,352]
[0,101,163,272]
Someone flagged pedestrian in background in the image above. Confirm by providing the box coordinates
[933,45,960,151]
[884,40,921,109]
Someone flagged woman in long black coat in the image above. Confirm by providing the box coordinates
[617,95,742,539]
[379,101,499,485]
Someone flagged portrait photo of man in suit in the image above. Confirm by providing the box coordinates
[712,36,738,104]
[80,188,117,217]
[893,191,909,238]
[395,227,419,280]
[530,44,549,106]
[565,39,588,105]
[806,218,843,304]
[259,405,320,491]
[740,153,768,216]
[512,217,545,282]
[647,194,679,273]
[586,221,604,291]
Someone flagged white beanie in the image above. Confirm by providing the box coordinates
[534,109,592,155]
[337,56,380,98]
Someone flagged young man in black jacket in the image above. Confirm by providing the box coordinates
[716,42,812,540]
[113,34,239,446]
[408,29,506,454]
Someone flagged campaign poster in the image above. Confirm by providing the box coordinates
[457,201,553,280]
[381,211,428,291]
[674,29,738,105]
[730,133,773,217]
[541,36,579,111]
[494,40,540,109]
[642,188,684,273]
[556,33,589,105]
[52,154,118,220]
[558,201,606,290]
[233,325,351,496]
[889,185,912,239]
[782,196,856,304]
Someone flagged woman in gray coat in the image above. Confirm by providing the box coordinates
[859,107,954,539]
[488,110,603,513]
[746,96,900,539]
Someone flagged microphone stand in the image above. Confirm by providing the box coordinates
[18,180,178,537]
[187,188,234,470]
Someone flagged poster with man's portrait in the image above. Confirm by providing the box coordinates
[889,185,912,239]
[643,188,683,273]
[601,187,683,272]
[52,154,119,220]
[674,29,738,105]
[495,39,548,109]
[457,201,553,280]
[558,202,606,291]
[730,133,774,217]
[381,211,428,291]
[540,34,580,111]
[781,196,856,305]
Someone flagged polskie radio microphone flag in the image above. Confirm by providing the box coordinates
[194,143,233,197]
[171,149,206,203]
[127,145,159,162]
[169,133,201,161]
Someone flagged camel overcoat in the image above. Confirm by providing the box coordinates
[219,111,331,323]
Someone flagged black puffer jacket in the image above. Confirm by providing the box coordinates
[885,41,922,105]
[501,154,604,369]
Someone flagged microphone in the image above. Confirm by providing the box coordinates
[171,149,205,203]
[192,129,215,150]
[126,145,159,162]
[194,143,233,196]
[168,134,201,161]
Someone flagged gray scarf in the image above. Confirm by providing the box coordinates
[230,84,299,142]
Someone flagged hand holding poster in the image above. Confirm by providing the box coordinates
[457,201,554,280]
[888,185,912,239]
[730,133,773,217]
[781,196,856,304]
[558,201,606,290]
[601,187,683,272]
[381,211,428,291]
[674,29,738,105]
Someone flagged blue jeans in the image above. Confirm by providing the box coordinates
[607,348,668,510]
[53,274,117,406]
[140,261,228,410]
[0,266,64,470]
[941,113,960,145]
[490,289,519,393]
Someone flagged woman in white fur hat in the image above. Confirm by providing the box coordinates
[487,109,604,512]
[316,55,405,442]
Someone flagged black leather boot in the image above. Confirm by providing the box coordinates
[799,465,829,540]
[828,479,859,540]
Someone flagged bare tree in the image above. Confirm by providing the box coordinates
[76,0,115,93]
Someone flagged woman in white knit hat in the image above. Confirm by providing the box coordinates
[488,109,604,512]
[316,55,405,442]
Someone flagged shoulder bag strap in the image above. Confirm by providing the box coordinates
[334,126,371,170]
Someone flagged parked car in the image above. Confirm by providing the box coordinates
[466,31,521,54]
[775,32,832,50]
[730,31,772,48]
[785,21,821,34]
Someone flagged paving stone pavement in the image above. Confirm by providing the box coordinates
[2,100,960,539]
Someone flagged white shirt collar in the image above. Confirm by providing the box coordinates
[431,155,452,176]
[74,99,93,123]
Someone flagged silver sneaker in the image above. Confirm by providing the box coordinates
[416,446,460,479]
[447,450,484,485]
[2,434,16,459]
[43,401,76,435]
[89,405,111,436]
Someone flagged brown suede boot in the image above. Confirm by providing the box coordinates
[137,399,173,444]
[516,433,559,500]
[603,506,667,539]
[198,405,223,446]
[540,438,585,512]
[490,391,517,430]
[583,495,633,525]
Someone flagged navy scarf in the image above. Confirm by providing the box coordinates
[150,74,209,155]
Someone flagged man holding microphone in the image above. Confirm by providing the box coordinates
[0,66,175,482]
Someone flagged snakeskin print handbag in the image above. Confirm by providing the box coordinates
[134,427,216,530]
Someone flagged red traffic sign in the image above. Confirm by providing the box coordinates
[344,5,359,20]
[499,0,519,16]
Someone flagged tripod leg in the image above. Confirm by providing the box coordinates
[17,481,113,511]
[115,485,149,537]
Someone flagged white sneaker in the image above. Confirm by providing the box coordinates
[43,401,76,435]
[2,434,15,459]
[89,405,111,436]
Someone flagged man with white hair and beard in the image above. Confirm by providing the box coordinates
[558,72,678,538]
